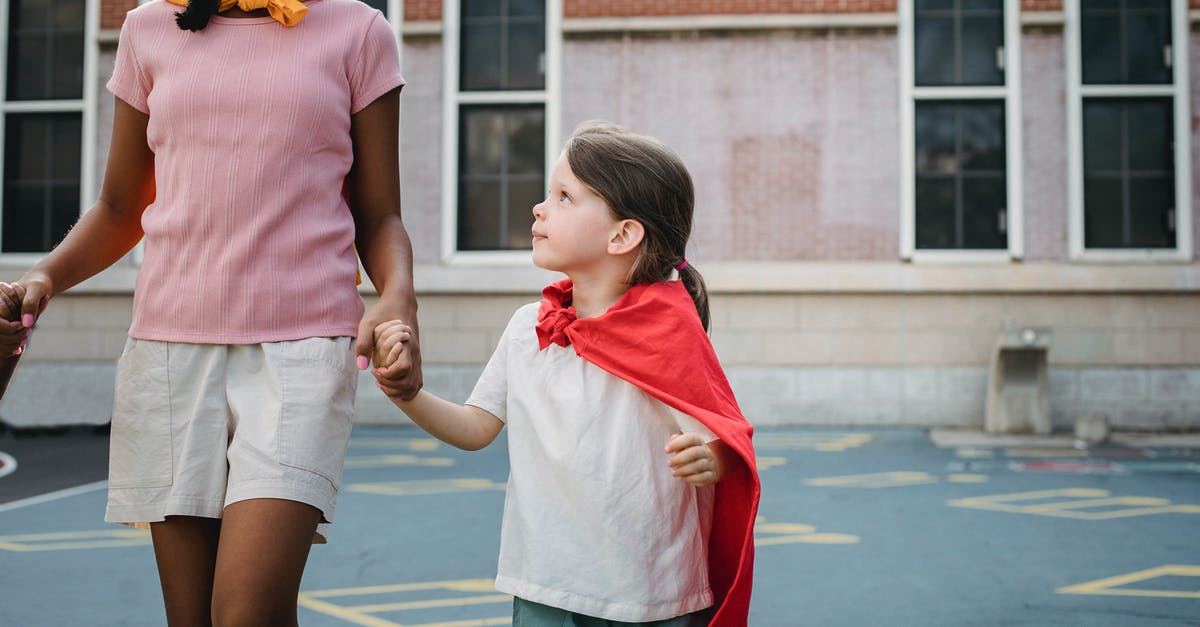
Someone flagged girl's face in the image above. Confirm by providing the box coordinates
[530,154,622,274]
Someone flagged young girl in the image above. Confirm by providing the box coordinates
[9,1,422,624]
[373,122,760,627]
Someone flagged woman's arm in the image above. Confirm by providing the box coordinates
[18,99,154,323]
[345,87,423,400]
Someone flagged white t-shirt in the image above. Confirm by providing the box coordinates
[466,303,716,622]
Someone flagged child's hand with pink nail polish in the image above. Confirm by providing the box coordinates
[0,282,26,357]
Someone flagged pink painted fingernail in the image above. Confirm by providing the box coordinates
[21,314,33,328]
[11,347,21,356]
[356,355,370,370]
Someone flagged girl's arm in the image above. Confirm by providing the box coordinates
[345,87,423,400]
[386,390,505,451]
[372,319,504,451]
[18,99,154,323]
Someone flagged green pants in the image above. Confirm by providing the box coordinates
[512,597,713,627]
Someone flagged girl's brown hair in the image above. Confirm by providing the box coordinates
[564,121,710,330]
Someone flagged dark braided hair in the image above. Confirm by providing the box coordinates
[175,0,219,31]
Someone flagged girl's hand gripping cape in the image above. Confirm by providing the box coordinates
[536,278,760,627]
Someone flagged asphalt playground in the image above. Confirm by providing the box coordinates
[1,423,1198,626]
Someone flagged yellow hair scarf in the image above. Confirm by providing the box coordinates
[165,0,307,27]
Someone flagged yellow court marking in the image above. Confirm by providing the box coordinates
[756,456,788,470]
[343,454,457,469]
[1058,565,1200,599]
[954,447,996,459]
[1007,448,1088,458]
[754,433,873,452]
[0,529,151,552]
[348,479,507,497]
[949,489,1200,520]
[806,471,939,489]
[946,474,988,483]
[754,518,860,546]
[299,578,512,627]
[349,438,442,452]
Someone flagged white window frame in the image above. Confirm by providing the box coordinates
[1065,0,1192,262]
[0,0,99,262]
[899,0,1023,262]
[440,0,561,265]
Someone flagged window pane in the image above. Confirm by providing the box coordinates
[960,16,1003,86]
[461,22,502,90]
[915,0,953,10]
[1083,98,1175,249]
[458,180,502,250]
[961,0,1002,10]
[915,103,957,173]
[915,101,1006,250]
[1128,177,1175,248]
[507,21,545,90]
[1126,11,1171,84]
[462,110,504,174]
[916,177,956,249]
[463,0,501,18]
[914,17,955,86]
[1083,176,1123,248]
[509,0,543,17]
[3,113,81,253]
[1081,14,1121,84]
[358,0,387,15]
[507,109,544,174]
[506,179,541,248]
[962,175,1006,249]
[1082,102,1122,173]
[960,103,1005,171]
[458,105,545,251]
[1126,99,1173,172]
[7,0,84,101]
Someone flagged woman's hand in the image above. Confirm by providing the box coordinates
[355,294,422,400]
[0,283,29,355]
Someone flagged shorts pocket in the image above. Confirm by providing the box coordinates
[108,339,174,489]
[271,337,357,488]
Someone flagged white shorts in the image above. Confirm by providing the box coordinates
[105,337,358,542]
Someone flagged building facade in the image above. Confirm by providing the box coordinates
[1,0,1198,429]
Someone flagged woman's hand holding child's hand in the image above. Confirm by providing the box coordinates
[372,320,413,398]
[0,283,28,356]
[666,433,723,487]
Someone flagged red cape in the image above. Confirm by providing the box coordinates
[536,279,760,627]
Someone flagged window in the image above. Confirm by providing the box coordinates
[1067,0,1191,258]
[443,0,560,258]
[1,0,93,253]
[901,0,1022,259]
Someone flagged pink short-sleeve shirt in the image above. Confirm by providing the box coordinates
[107,0,404,343]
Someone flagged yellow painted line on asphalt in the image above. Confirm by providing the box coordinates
[349,595,512,613]
[1058,565,1200,599]
[349,438,442,452]
[946,474,988,483]
[1007,448,1088,458]
[756,456,788,470]
[348,479,507,497]
[0,529,151,552]
[754,433,873,452]
[807,471,939,488]
[949,489,1200,519]
[299,578,511,627]
[754,518,859,546]
[343,454,456,468]
[954,447,995,459]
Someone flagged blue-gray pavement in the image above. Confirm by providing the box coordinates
[1,426,1198,626]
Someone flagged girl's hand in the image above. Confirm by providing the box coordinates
[373,320,412,370]
[0,283,28,355]
[666,433,723,487]
[355,292,422,400]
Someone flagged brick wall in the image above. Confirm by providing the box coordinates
[101,0,138,30]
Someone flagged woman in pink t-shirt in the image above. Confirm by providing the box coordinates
[8,1,422,624]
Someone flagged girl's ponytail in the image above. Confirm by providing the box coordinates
[677,261,710,333]
[175,0,219,31]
